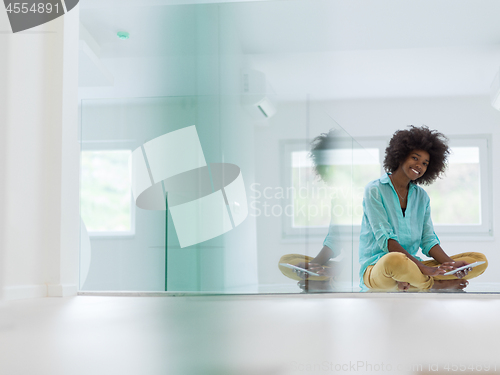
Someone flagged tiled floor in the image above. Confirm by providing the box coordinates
[1,293,500,375]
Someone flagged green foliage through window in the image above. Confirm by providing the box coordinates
[81,150,132,232]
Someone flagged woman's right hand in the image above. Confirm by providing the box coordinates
[419,265,447,277]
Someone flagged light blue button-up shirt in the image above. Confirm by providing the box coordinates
[358,173,440,288]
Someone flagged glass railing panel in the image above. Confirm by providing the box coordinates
[79,0,496,294]
[80,94,366,293]
[80,96,201,292]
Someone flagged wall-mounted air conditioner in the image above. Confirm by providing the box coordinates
[241,69,277,122]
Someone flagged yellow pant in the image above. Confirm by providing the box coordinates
[363,252,488,291]
[278,254,332,282]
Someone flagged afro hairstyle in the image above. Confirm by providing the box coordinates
[384,125,450,185]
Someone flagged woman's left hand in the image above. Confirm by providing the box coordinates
[441,261,472,279]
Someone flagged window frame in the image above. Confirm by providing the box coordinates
[80,140,136,238]
[281,135,492,242]
[430,135,492,240]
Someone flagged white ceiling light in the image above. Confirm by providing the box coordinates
[117,31,130,40]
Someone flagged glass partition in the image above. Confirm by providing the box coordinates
[79,0,494,294]
[79,95,364,293]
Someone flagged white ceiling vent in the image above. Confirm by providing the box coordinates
[241,69,277,122]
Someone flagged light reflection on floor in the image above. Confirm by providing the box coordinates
[0,294,499,375]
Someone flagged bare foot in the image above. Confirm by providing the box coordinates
[397,282,410,291]
[431,279,468,290]
[298,280,333,292]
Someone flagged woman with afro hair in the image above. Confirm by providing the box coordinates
[360,125,487,291]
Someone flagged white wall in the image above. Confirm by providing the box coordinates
[0,5,9,301]
[255,96,500,289]
[0,8,80,300]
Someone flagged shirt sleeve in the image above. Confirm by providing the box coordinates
[323,223,341,257]
[420,199,440,256]
[363,184,399,253]
[323,226,335,251]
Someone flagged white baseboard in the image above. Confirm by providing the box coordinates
[47,284,78,297]
[3,285,47,300]
[2,284,78,300]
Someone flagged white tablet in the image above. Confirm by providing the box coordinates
[443,261,485,276]
[279,263,321,277]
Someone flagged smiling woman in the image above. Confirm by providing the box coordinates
[359,126,488,292]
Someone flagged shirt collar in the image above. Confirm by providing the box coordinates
[382,173,416,190]
[380,173,391,184]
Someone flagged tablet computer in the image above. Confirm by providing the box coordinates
[443,261,485,276]
[279,263,321,277]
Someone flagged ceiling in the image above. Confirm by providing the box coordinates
[79,0,500,99]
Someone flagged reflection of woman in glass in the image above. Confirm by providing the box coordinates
[360,126,487,291]
[278,130,342,292]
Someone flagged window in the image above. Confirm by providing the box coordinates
[282,136,492,240]
[80,149,135,236]
[426,147,480,225]
[426,137,492,238]
[291,148,380,227]
[282,139,383,239]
